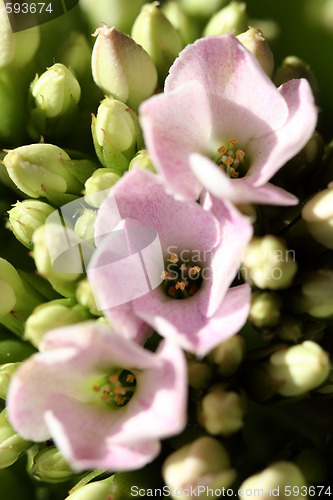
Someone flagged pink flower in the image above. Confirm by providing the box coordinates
[6,322,187,471]
[88,169,252,356]
[139,35,318,205]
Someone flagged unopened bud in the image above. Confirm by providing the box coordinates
[208,335,245,377]
[178,0,229,20]
[187,360,212,389]
[128,149,156,172]
[0,409,31,468]
[274,56,318,95]
[276,316,303,343]
[249,291,282,328]
[65,476,114,500]
[92,26,157,112]
[198,385,245,435]
[0,362,20,399]
[267,341,330,397]
[131,2,183,84]
[8,199,55,249]
[241,236,297,289]
[56,33,92,82]
[237,26,274,77]
[80,0,145,33]
[163,436,236,499]
[161,1,200,45]
[76,278,101,316]
[28,445,73,483]
[239,461,307,500]
[0,339,35,365]
[294,270,333,318]
[203,1,248,37]
[84,169,120,208]
[24,299,91,348]
[302,184,333,249]
[74,209,97,241]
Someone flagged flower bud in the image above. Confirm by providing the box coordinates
[3,144,96,205]
[208,335,246,377]
[237,27,274,77]
[92,26,157,112]
[131,2,183,84]
[24,299,91,348]
[128,149,156,172]
[239,461,307,500]
[56,33,92,83]
[84,168,120,208]
[76,279,101,316]
[241,236,297,290]
[178,0,229,20]
[0,362,20,399]
[198,385,245,435]
[161,1,200,45]
[162,436,236,499]
[276,316,303,342]
[65,476,114,500]
[74,209,97,241]
[7,199,55,249]
[294,270,333,318]
[80,0,145,33]
[28,445,73,483]
[187,360,212,389]
[203,1,248,37]
[249,291,282,328]
[267,341,330,397]
[0,339,35,365]
[92,97,141,173]
[274,56,318,95]
[0,409,31,468]
[302,184,333,249]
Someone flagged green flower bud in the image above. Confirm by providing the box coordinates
[91,26,157,112]
[24,299,91,348]
[74,209,97,241]
[0,362,20,399]
[208,335,246,377]
[295,448,328,484]
[131,2,183,84]
[28,445,73,483]
[92,97,141,173]
[276,316,303,343]
[273,56,318,95]
[161,1,200,45]
[187,359,212,389]
[239,461,307,500]
[76,279,101,316]
[0,2,40,68]
[8,199,55,249]
[198,385,245,435]
[162,436,236,499]
[267,341,330,397]
[3,144,96,205]
[302,184,333,249]
[65,476,114,500]
[0,339,35,364]
[84,168,120,208]
[128,149,156,173]
[56,33,92,83]
[294,270,333,318]
[249,291,282,328]
[203,1,248,37]
[0,409,31,468]
[80,0,145,33]
[237,26,274,77]
[241,236,297,290]
[178,0,228,21]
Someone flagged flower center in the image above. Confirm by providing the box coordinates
[92,369,136,408]
[214,138,248,178]
[160,252,203,299]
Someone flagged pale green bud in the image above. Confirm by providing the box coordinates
[84,168,120,208]
[0,2,39,68]
[239,461,307,500]
[178,0,228,20]
[79,0,145,33]
[241,236,297,290]
[128,149,156,172]
[208,335,246,377]
[76,279,101,316]
[162,436,236,499]
[24,299,91,348]
[302,184,333,249]
[3,144,96,205]
[74,209,97,241]
[249,291,282,328]
[237,27,274,77]
[274,56,318,95]
[0,339,35,364]
[91,26,157,112]
[276,316,303,342]
[267,341,330,397]
[56,33,92,82]
[0,409,31,468]
[65,476,114,500]
[0,362,20,399]
[8,199,55,249]
[161,1,200,45]
[131,2,183,84]
[198,385,245,435]
[296,270,333,318]
[31,64,81,119]
[28,445,73,483]
[187,360,212,389]
[92,97,141,173]
[203,1,248,37]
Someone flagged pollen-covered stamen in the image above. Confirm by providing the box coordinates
[169,253,179,264]
[215,138,247,178]
[161,252,203,299]
[92,369,137,408]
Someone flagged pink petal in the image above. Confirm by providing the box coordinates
[165,35,288,132]
[190,153,298,205]
[249,78,318,185]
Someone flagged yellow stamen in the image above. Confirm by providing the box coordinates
[109,374,119,384]
[175,281,186,291]
[236,149,245,161]
[126,374,135,383]
[190,266,201,276]
[229,138,238,146]
[225,156,233,166]
[161,270,168,280]
[231,170,239,178]
[218,145,227,155]
[169,253,179,264]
